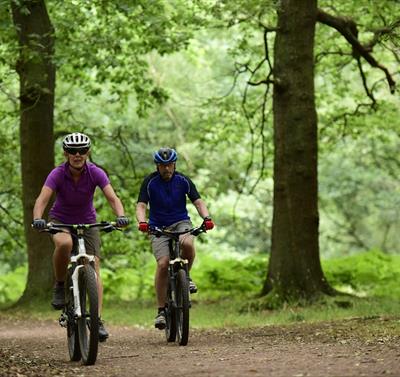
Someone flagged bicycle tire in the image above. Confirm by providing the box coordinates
[176,269,190,346]
[165,288,177,342]
[65,269,81,361]
[77,264,99,365]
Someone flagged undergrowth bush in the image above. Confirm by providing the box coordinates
[1,249,400,305]
[323,249,400,298]
[0,266,26,304]
[191,253,267,300]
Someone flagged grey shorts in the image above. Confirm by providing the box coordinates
[49,218,101,257]
[150,220,193,260]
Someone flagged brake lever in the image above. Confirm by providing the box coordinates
[102,224,115,233]
[191,226,205,236]
[149,227,162,237]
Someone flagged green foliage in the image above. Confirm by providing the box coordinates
[5,252,400,330]
[101,253,155,301]
[0,266,26,304]
[319,125,400,256]
[48,0,203,115]
[1,0,399,298]
[0,70,23,273]
[192,253,267,299]
[323,249,400,298]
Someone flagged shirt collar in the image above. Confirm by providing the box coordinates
[64,161,88,178]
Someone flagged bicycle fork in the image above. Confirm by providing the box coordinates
[168,261,191,309]
[58,264,87,328]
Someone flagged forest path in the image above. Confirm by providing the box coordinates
[1,316,400,376]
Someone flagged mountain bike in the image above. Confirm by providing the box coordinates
[149,223,207,346]
[39,221,120,365]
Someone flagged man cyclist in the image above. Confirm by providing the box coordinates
[136,147,214,330]
[32,132,129,342]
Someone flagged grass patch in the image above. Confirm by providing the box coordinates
[99,296,400,328]
[0,300,56,321]
[2,249,400,330]
[2,295,400,330]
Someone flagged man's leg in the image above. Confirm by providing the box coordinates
[180,235,195,270]
[180,235,197,293]
[155,256,169,308]
[151,234,170,330]
[154,255,169,329]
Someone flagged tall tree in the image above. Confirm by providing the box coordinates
[11,0,55,301]
[263,0,333,299]
[5,0,199,302]
[262,0,396,300]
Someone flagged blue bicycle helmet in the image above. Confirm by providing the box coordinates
[153,148,177,164]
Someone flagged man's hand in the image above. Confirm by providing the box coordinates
[203,216,214,230]
[116,216,130,227]
[32,218,46,230]
[138,222,149,232]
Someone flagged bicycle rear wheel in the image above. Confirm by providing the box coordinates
[77,264,99,365]
[176,269,190,346]
[65,269,81,361]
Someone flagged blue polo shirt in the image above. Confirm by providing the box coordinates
[137,171,201,227]
[44,162,110,224]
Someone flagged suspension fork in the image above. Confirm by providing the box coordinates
[168,239,177,307]
[70,237,97,319]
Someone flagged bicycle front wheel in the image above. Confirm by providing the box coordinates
[165,287,177,342]
[176,269,190,346]
[77,264,99,365]
[65,269,81,361]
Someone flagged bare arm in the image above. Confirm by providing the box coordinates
[193,198,211,219]
[102,184,125,217]
[33,186,54,219]
[136,201,148,223]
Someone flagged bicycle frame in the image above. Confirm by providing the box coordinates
[168,237,188,303]
[149,224,206,345]
[37,221,120,365]
[71,230,96,318]
[48,225,95,319]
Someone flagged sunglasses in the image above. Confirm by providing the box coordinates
[65,147,89,155]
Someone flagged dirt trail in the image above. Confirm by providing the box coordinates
[1,317,400,376]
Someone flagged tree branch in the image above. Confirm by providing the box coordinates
[365,19,400,50]
[317,9,396,94]
[356,57,376,106]
[0,203,23,226]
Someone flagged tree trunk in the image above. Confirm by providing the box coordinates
[262,0,333,299]
[11,0,55,302]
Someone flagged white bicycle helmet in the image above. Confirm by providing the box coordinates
[62,133,91,149]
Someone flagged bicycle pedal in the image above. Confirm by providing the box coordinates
[155,322,166,330]
[59,313,68,328]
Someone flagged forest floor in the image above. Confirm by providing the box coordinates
[1,315,400,377]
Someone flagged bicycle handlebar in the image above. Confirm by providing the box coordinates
[38,221,122,235]
[148,224,206,238]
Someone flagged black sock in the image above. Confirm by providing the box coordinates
[56,281,64,287]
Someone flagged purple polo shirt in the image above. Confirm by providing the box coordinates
[45,162,110,224]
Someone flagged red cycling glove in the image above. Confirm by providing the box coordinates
[203,217,214,230]
[138,222,149,232]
